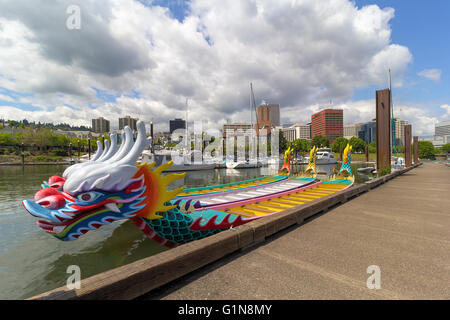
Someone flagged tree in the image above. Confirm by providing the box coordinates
[368,141,376,153]
[279,130,288,153]
[312,135,330,148]
[348,137,366,153]
[417,141,435,160]
[0,133,14,145]
[331,137,348,153]
[441,143,450,154]
[291,139,311,159]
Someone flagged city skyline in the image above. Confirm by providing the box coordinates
[1,1,449,138]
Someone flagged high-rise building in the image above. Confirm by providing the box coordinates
[282,124,311,142]
[359,121,376,144]
[222,123,252,138]
[435,120,450,137]
[169,118,186,134]
[344,123,364,139]
[92,117,110,133]
[255,101,280,134]
[424,120,450,148]
[311,109,343,143]
[394,119,409,146]
[119,116,138,131]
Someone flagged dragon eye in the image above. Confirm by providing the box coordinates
[77,192,99,203]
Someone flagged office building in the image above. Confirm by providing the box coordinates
[394,119,409,147]
[255,101,280,134]
[222,123,253,138]
[169,118,186,134]
[282,124,311,142]
[358,121,376,145]
[311,109,343,143]
[435,120,450,137]
[119,116,138,131]
[92,117,110,133]
[344,123,364,139]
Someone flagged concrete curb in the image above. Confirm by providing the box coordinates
[29,163,422,300]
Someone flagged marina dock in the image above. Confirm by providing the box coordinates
[29,162,450,300]
[143,162,449,300]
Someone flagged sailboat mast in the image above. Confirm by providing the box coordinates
[185,98,189,151]
[250,83,258,161]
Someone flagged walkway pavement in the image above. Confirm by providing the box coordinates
[142,163,450,300]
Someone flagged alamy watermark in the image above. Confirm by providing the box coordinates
[66,5,81,30]
[366,265,381,290]
[66,265,81,290]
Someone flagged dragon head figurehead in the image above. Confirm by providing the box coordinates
[278,146,294,174]
[330,143,354,182]
[22,121,185,241]
[297,145,317,178]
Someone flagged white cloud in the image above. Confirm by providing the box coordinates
[335,99,438,136]
[440,104,450,118]
[417,69,442,82]
[0,0,413,133]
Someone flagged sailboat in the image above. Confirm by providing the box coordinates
[226,83,262,169]
[139,99,215,172]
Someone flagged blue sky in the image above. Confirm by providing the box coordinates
[0,0,448,136]
[150,0,450,126]
[353,0,450,119]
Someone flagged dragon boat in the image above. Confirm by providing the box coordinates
[22,121,354,248]
[173,146,317,210]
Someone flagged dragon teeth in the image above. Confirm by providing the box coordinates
[105,203,120,213]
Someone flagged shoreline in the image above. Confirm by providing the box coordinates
[0,162,72,166]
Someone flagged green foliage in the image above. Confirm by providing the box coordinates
[279,130,288,153]
[312,135,330,148]
[368,141,376,153]
[289,139,311,159]
[331,137,348,153]
[379,166,391,176]
[0,133,15,145]
[417,141,436,160]
[348,137,366,153]
[31,155,63,162]
[440,143,450,154]
[396,145,405,153]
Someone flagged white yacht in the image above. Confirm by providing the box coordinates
[304,148,337,165]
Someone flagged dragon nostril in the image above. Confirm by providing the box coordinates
[37,201,51,207]
[36,196,65,209]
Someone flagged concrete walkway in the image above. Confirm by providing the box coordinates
[143,163,450,300]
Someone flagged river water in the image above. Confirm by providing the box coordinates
[0,163,372,299]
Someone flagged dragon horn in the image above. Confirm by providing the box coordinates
[106,126,134,164]
[98,133,118,162]
[97,139,110,162]
[117,121,152,166]
[91,140,104,162]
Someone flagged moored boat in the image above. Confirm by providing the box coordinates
[22,123,354,248]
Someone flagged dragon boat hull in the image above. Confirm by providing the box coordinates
[133,178,353,247]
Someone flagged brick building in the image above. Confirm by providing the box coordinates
[311,109,343,143]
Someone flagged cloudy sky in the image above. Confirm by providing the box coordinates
[0,0,448,137]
